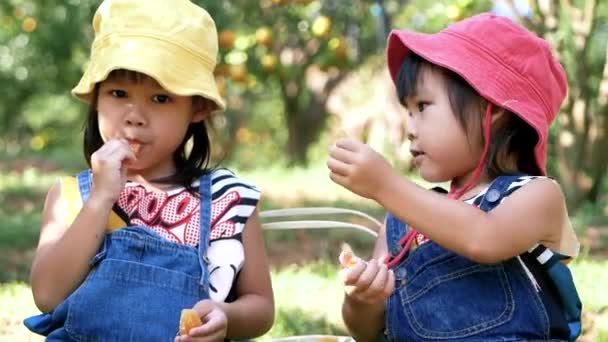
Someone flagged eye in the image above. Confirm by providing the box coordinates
[152,94,171,103]
[417,102,428,112]
[110,89,127,98]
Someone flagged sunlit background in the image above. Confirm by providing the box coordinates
[0,0,607,340]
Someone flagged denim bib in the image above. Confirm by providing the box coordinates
[24,170,212,341]
[383,175,569,341]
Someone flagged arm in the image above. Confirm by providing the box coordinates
[341,222,392,342]
[218,207,274,339]
[328,139,566,264]
[375,173,565,263]
[30,181,113,312]
[30,139,134,312]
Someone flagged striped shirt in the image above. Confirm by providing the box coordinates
[114,168,260,301]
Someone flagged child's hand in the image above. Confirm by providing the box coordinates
[327,138,394,200]
[341,258,395,305]
[89,139,136,206]
[176,300,227,342]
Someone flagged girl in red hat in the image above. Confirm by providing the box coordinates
[329,13,581,341]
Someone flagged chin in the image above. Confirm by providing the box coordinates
[418,168,451,184]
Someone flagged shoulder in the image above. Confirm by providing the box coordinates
[210,168,261,199]
[46,176,79,206]
[496,176,568,235]
[499,175,565,205]
[41,176,80,230]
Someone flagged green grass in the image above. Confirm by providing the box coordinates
[3,260,607,341]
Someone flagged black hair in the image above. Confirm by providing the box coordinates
[395,53,541,178]
[83,70,214,194]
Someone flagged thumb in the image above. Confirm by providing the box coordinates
[192,300,214,318]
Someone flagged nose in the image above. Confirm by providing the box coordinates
[124,105,146,127]
[406,119,417,142]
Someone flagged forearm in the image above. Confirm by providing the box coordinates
[31,197,111,312]
[218,293,274,339]
[375,174,493,261]
[342,295,386,342]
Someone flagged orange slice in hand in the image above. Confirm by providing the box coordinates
[179,309,202,335]
[339,243,360,269]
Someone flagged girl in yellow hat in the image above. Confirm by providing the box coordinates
[24,0,274,340]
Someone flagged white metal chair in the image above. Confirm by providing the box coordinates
[260,207,382,342]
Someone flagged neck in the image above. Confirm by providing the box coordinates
[450,168,491,200]
[126,161,178,189]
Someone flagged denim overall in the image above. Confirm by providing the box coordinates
[383,176,567,341]
[24,170,212,341]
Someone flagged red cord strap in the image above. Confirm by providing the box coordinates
[383,103,493,268]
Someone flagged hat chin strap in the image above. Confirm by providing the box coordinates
[449,103,493,200]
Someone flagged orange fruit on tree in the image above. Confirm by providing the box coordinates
[214,64,230,77]
[229,64,248,83]
[219,30,236,50]
[261,54,278,72]
[329,37,348,60]
[255,27,273,47]
[312,15,331,38]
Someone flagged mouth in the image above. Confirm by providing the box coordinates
[125,138,144,154]
[410,149,425,165]
[410,149,424,158]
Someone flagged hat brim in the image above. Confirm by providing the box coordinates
[387,30,549,174]
[72,34,226,111]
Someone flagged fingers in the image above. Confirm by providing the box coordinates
[334,138,361,152]
[355,259,380,291]
[329,142,357,164]
[341,260,367,285]
[384,268,396,296]
[182,301,227,341]
[191,300,215,318]
[327,157,350,177]
[343,259,394,303]
[93,139,135,165]
[189,311,225,337]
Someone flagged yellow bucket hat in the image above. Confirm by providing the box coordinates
[72,0,226,111]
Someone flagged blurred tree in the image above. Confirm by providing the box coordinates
[198,0,404,165]
[0,0,404,166]
[503,0,608,210]
[0,1,97,151]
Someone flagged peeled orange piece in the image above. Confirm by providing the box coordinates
[339,243,360,269]
[179,309,202,335]
[129,142,141,154]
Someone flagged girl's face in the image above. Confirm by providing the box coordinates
[404,68,483,187]
[96,73,206,179]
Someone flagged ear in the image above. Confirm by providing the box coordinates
[191,97,217,123]
[191,109,209,124]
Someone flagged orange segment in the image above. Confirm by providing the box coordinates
[339,243,360,268]
[129,142,141,154]
[179,309,203,335]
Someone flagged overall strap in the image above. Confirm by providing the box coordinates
[76,169,93,202]
[479,174,582,341]
[74,169,126,230]
[477,174,526,212]
[384,213,408,256]
[197,171,212,286]
[384,187,447,267]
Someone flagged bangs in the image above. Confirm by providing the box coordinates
[395,53,437,106]
[106,69,154,84]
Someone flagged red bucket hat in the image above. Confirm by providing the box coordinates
[386,13,567,176]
